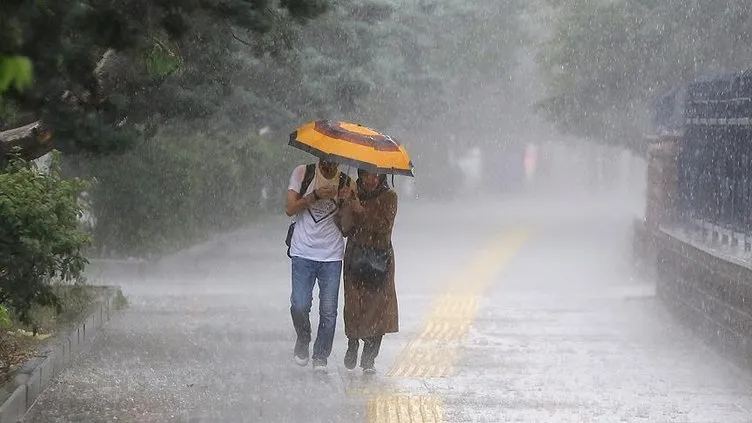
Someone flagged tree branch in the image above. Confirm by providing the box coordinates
[0,121,54,161]
[226,25,255,48]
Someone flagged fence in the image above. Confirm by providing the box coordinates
[667,69,752,234]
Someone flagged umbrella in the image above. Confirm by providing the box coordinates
[289,120,414,176]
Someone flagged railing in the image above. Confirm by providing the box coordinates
[670,69,752,245]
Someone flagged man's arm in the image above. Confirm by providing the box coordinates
[285,164,317,217]
[285,189,316,217]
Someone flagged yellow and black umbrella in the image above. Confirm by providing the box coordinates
[289,120,414,176]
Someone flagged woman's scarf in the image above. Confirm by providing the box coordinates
[357,173,390,201]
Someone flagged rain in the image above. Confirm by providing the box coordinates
[1,1,752,422]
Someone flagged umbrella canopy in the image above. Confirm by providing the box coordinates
[289,120,414,176]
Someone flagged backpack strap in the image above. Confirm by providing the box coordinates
[300,163,316,195]
[288,163,316,259]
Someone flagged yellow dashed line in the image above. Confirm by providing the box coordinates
[362,227,532,423]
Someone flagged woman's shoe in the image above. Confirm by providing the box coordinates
[344,339,359,370]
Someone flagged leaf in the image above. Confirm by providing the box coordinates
[143,41,181,78]
[0,56,34,93]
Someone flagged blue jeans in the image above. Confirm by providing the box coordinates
[290,257,343,360]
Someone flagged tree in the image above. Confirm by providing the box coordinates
[536,0,752,151]
[0,0,330,159]
[214,0,523,133]
[2,0,529,257]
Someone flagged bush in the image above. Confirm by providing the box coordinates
[0,151,91,324]
[80,130,298,257]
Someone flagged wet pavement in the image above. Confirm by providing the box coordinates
[22,197,752,422]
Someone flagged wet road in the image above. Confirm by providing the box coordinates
[24,197,752,422]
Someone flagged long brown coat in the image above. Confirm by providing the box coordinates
[341,189,399,339]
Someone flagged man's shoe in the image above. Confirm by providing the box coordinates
[362,365,376,375]
[312,358,327,371]
[294,339,309,366]
[294,354,309,366]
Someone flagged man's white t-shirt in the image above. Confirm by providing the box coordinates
[288,164,348,262]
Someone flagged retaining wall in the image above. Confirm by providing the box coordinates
[0,287,120,423]
[635,220,752,368]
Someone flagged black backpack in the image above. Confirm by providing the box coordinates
[285,164,352,258]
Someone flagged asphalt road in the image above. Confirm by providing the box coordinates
[23,197,752,422]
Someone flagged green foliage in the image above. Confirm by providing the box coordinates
[0,56,33,93]
[52,0,527,257]
[78,131,289,257]
[0,0,332,156]
[0,151,91,324]
[48,282,93,324]
[217,0,523,131]
[142,43,182,78]
[0,283,95,338]
[536,0,752,148]
[113,288,129,310]
[0,305,11,329]
[1,0,528,259]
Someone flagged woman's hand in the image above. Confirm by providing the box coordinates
[339,185,353,200]
[349,197,365,214]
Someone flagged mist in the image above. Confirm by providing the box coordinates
[3,0,752,422]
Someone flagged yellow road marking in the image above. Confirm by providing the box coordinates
[387,227,531,379]
[364,227,532,422]
[426,295,479,320]
[388,343,457,377]
[368,395,443,423]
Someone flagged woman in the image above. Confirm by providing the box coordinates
[339,169,399,373]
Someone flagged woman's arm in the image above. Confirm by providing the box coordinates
[360,191,398,236]
[335,201,356,237]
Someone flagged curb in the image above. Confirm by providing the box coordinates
[0,286,121,423]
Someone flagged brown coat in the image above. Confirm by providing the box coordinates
[340,189,399,339]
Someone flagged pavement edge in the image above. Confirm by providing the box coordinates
[0,285,122,423]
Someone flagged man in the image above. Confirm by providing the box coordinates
[285,159,354,369]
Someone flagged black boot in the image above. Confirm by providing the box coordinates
[344,338,359,370]
[360,335,383,373]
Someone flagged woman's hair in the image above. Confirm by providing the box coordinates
[357,169,388,186]
[356,169,390,200]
